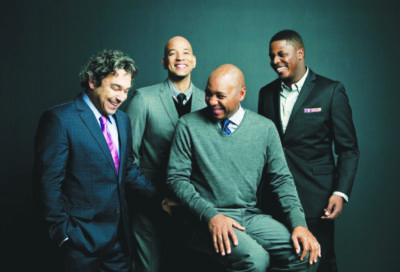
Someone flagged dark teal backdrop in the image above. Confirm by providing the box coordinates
[2,0,399,271]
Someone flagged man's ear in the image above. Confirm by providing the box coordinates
[297,47,305,61]
[193,55,197,69]
[88,76,95,89]
[239,87,246,102]
[162,57,167,70]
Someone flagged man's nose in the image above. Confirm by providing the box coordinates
[208,96,218,106]
[271,56,280,65]
[116,92,127,103]
[175,52,182,60]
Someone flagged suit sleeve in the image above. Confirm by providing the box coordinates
[264,125,307,230]
[124,117,158,199]
[32,110,69,245]
[125,90,147,164]
[258,87,266,116]
[331,83,360,197]
[166,119,219,223]
[125,154,158,199]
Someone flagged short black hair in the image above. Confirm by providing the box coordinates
[270,30,304,49]
[79,49,138,92]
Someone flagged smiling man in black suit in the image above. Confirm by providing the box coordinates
[258,30,360,272]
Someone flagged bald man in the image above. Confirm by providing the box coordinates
[125,36,206,272]
[166,64,320,271]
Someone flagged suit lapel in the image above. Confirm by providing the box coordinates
[75,94,118,176]
[159,80,179,126]
[272,81,284,138]
[114,111,125,182]
[285,70,316,133]
[266,80,285,138]
[191,85,205,111]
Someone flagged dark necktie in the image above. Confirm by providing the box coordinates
[99,116,119,173]
[177,93,186,106]
[220,119,231,135]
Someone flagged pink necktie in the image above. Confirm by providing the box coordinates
[99,116,119,173]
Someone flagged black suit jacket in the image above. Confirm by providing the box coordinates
[258,69,359,219]
[32,93,156,254]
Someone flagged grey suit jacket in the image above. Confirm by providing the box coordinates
[125,80,206,193]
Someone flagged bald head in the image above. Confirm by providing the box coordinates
[208,64,245,94]
[164,36,193,58]
[162,36,196,82]
[205,64,246,121]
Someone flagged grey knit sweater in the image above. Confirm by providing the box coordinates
[166,108,306,230]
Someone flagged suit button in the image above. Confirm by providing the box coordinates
[115,208,120,214]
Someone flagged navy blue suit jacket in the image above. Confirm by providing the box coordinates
[33,93,156,254]
[258,70,359,219]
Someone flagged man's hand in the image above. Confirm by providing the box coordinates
[292,226,321,265]
[321,194,343,220]
[208,214,246,256]
[161,198,179,215]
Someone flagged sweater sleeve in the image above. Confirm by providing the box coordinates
[264,125,307,230]
[166,119,219,223]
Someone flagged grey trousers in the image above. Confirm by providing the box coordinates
[186,208,319,272]
[130,204,195,272]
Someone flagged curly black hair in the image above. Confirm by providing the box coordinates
[79,49,138,92]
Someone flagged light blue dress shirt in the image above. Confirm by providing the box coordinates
[168,79,193,105]
[83,93,120,155]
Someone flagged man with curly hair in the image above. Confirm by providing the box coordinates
[33,49,157,271]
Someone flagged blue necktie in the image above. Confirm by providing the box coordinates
[221,119,231,135]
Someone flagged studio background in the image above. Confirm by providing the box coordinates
[2,0,399,271]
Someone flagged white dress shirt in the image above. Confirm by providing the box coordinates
[280,68,309,134]
[218,105,245,133]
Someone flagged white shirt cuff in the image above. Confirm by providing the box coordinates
[333,191,348,202]
[59,237,69,248]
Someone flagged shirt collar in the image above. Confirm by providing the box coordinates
[168,79,193,100]
[229,105,245,126]
[281,67,309,92]
[82,92,115,125]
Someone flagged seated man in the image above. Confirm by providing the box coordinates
[166,64,320,272]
